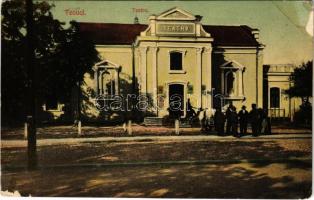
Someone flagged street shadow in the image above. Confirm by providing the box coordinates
[2,140,311,171]
[1,159,312,198]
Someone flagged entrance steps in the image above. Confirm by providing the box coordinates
[144,117,163,126]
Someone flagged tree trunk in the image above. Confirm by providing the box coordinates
[26,0,37,170]
[77,81,81,121]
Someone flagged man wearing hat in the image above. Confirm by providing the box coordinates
[238,105,249,136]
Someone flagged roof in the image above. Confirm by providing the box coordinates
[78,22,260,46]
[202,25,259,46]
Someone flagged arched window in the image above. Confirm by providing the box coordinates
[220,60,245,98]
[270,87,280,108]
[99,70,116,96]
[170,52,182,70]
[94,60,120,96]
[108,80,115,95]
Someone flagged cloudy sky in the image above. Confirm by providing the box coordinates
[50,1,313,65]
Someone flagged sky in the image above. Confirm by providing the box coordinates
[48,0,313,65]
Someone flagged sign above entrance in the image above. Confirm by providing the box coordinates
[156,23,195,35]
[137,7,212,41]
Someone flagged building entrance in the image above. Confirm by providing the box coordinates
[168,84,184,118]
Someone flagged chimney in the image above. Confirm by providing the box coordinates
[134,16,139,24]
[251,29,259,41]
[195,15,203,22]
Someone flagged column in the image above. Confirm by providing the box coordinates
[114,68,119,95]
[196,48,203,108]
[151,46,158,115]
[139,47,148,94]
[204,47,212,112]
[238,69,243,96]
[136,49,141,91]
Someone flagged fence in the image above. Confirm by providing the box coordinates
[268,108,286,118]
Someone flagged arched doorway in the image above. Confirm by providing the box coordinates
[168,84,184,118]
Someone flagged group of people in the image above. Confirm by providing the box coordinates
[214,103,271,137]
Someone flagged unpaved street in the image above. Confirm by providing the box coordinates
[1,136,312,198]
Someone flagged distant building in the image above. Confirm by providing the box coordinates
[263,64,302,121]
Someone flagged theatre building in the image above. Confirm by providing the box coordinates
[46,7,268,122]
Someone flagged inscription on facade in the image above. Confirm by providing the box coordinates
[157,23,194,34]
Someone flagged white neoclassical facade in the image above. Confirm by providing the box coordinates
[43,7,268,122]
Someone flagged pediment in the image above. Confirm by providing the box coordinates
[93,59,120,70]
[157,7,196,21]
[220,60,244,69]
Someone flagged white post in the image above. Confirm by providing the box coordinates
[175,119,180,135]
[78,121,82,136]
[24,122,28,139]
[127,120,132,136]
[123,122,127,133]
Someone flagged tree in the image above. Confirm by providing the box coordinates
[285,61,312,125]
[1,0,100,125]
[286,61,313,103]
[54,21,100,121]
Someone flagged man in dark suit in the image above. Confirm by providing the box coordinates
[214,108,226,136]
[249,104,260,137]
[225,102,236,135]
[229,106,238,137]
[238,105,249,136]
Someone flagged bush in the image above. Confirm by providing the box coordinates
[294,102,312,126]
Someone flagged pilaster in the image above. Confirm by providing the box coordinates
[203,47,212,111]
[139,47,148,94]
[151,46,159,114]
[196,47,203,108]
[238,69,243,97]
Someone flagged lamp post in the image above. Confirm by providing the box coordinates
[211,88,215,110]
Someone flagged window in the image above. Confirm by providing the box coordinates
[220,60,245,99]
[225,71,235,96]
[270,87,280,108]
[99,70,116,96]
[94,60,120,97]
[223,69,237,97]
[170,52,182,70]
[108,80,115,95]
